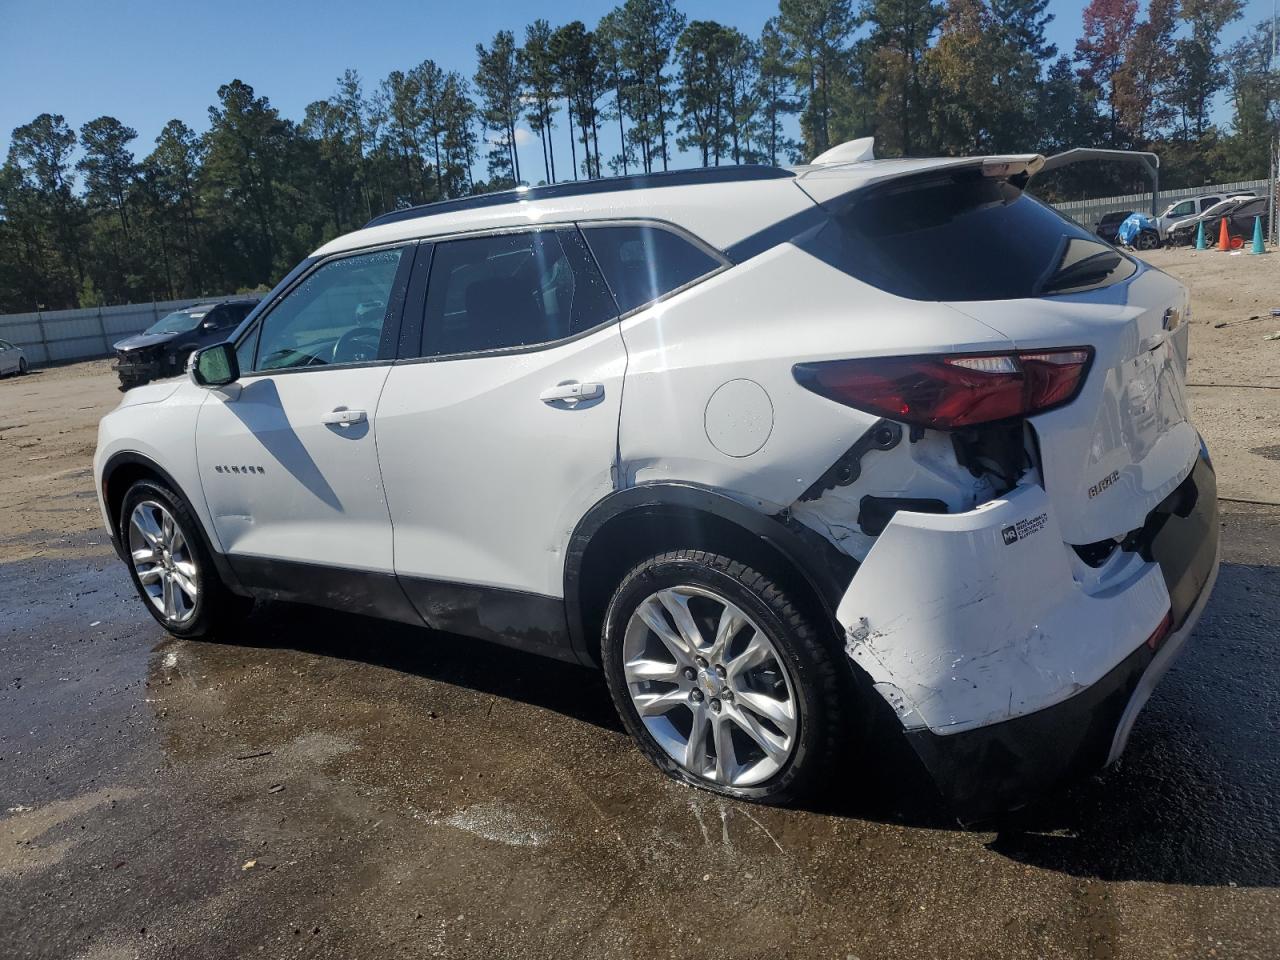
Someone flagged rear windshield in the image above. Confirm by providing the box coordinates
[799,174,1137,301]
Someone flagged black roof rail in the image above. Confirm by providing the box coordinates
[363,165,796,229]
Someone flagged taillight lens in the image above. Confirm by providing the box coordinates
[793,348,1093,429]
[1145,610,1173,651]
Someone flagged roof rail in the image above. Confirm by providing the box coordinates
[363,165,797,229]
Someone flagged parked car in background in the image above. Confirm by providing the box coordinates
[113,299,259,390]
[1095,210,1137,244]
[0,339,28,376]
[1166,196,1256,246]
[1221,196,1271,243]
[1117,212,1162,250]
[94,141,1220,823]
[1155,191,1253,239]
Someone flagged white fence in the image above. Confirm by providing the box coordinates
[1051,179,1272,227]
[0,297,240,365]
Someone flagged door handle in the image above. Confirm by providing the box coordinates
[539,381,603,403]
[321,408,367,426]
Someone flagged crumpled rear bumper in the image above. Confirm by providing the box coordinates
[838,454,1219,823]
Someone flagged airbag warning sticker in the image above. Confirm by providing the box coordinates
[1001,513,1048,545]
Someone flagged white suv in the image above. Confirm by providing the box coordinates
[94,141,1219,822]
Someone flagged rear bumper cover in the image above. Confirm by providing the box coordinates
[839,455,1219,823]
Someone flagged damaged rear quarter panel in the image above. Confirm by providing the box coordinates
[615,242,1010,509]
[836,483,1171,734]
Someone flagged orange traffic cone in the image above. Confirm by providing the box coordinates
[1218,217,1230,251]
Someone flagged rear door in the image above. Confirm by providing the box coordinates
[197,244,416,591]
[376,227,626,652]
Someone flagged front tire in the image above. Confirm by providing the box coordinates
[17,357,27,375]
[119,479,252,639]
[601,550,846,804]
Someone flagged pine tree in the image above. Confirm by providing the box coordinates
[474,32,524,186]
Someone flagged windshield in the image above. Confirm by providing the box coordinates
[799,173,1137,301]
[145,309,208,335]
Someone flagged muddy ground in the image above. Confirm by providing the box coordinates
[0,248,1277,959]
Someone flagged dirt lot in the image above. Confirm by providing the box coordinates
[1140,247,1280,504]
[0,250,1278,959]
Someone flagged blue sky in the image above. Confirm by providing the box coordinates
[0,0,1267,179]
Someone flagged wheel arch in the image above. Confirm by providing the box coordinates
[564,483,857,666]
[101,451,247,595]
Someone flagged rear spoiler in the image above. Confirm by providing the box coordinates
[798,139,1046,207]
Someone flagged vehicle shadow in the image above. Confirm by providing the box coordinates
[231,599,623,733]
[221,554,1278,889]
[984,557,1280,888]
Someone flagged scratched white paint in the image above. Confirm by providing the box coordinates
[837,483,1176,735]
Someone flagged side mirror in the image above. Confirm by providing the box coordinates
[201,319,219,331]
[189,342,239,387]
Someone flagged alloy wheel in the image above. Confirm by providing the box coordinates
[621,585,799,787]
[128,500,199,623]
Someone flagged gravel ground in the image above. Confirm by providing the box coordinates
[0,251,1277,959]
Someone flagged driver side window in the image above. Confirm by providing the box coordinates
[251,247,406,372]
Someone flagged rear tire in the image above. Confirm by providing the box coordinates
[119,479,253,639]
[601,549,847,804]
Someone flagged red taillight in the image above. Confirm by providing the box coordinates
[793,348,1093,429]
[1145,611,1173,651]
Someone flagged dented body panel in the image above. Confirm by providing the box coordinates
[94,148,1223,820]
[837,482,1173,735]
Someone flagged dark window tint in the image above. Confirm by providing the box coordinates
[221,303,253,326]
[800,175,1137,301]
[254,247,405,371]
[582,225,721,313]
[421,229,616,356]
[1236,199,1267,218]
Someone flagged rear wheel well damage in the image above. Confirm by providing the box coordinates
[565,484,857,668]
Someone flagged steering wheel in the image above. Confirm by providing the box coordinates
[331,326,381,364]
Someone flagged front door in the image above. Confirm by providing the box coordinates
[375,227,627,656]
[196,244,416,601]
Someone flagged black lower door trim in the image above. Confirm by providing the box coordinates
[230,555,424,626]
[397,575,579,665]
[228,555,580,665]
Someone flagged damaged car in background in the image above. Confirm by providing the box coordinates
[112,298,258,390]
[94,138,1219,824]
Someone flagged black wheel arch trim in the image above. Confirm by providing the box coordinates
[101,451,249,596]
[564,481,858,663]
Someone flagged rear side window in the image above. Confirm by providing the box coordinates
[800,175,1137,301]
[582,224,722,313]
[421,229,617,357]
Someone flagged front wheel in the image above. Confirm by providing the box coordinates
[601,550,848,804]
[120,479,253,639]
[17,357,27,375]
[1135,230,1160,250]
